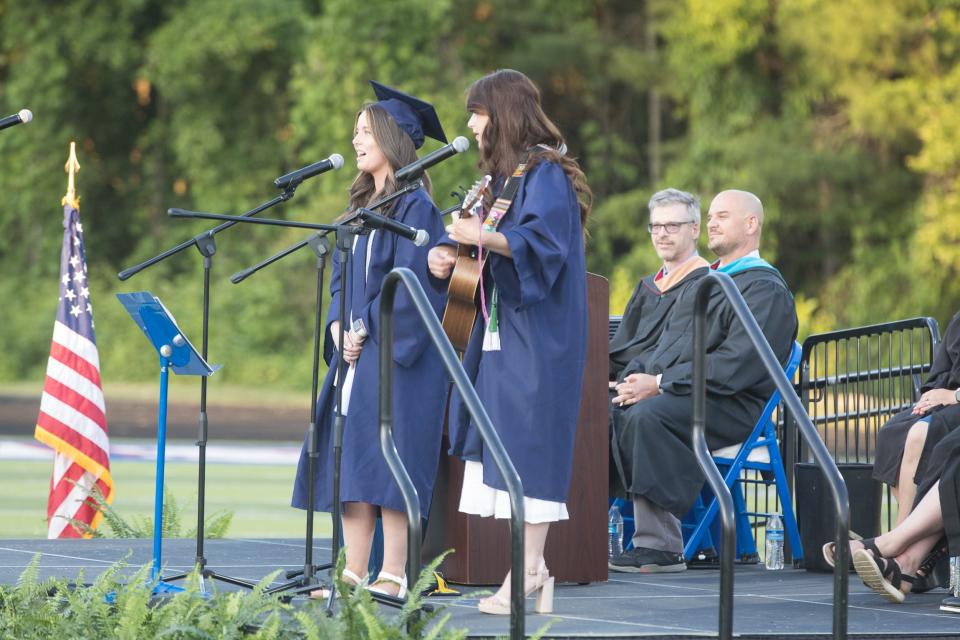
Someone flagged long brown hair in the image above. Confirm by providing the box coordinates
[341,104,432,219]
[466,69,591,228]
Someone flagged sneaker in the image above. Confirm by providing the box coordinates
[609,546,686,573]
[940,596,960,613]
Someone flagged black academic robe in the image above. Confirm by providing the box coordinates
[291,187,448,516]
[874,311,960,490]
[609,267,709,381]
[936,428,960,555]
[610,265,798,518]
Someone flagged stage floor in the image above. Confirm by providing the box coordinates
[1,537,958,639]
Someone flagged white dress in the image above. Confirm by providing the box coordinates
[458,460,569,524]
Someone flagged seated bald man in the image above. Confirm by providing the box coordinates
[609,190,798,573]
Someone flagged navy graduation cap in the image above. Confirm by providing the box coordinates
[370,80,447,149]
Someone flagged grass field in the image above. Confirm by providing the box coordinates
[0,459,330,539]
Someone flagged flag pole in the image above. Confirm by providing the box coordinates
[63,142,80,209]
[36,140,113,539]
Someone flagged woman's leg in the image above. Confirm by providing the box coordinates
[342,502,377,581]
[372,507,410,596]
[893,420,929,525]
[483,522,551,603]
[865,480,943,559]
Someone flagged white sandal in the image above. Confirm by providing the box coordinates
[367,571,407,599]
[309,567,364,599]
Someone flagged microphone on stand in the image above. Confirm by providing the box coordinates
[395,136,469,183]
[274,153,344,189]
[358,208,430,247]
[0,109,33,132]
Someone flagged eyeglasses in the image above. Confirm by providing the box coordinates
[647,221,694,235]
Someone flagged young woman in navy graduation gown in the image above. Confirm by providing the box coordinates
[292,82,448,598]
[428,69,592,615]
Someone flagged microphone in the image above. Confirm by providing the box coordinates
[0,109,33,132]
[395,136,469,183]
[274,153,344,189]
[358,208,430,247]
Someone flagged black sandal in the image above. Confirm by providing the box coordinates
[853,547,915,603]
[912,535,950,594]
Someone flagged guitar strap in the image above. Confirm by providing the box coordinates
[480,150,533,351]
[481,150,531,232]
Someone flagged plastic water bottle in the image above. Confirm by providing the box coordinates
[950,556,960,596]
[765,513,784,570]
[608,504,624,561]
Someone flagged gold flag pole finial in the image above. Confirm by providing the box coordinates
[62,141,81,209]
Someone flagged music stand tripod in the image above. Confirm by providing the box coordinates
[118,186,300,592]
[116,292,219,595]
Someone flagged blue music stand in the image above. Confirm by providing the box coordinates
[117,291,220,595]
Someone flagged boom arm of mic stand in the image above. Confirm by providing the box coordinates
[228,179,424,284]
[117,187,298,281]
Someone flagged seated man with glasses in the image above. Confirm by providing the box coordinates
[609,188,710,382]
[609,189,798,573]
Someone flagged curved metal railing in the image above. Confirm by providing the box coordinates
[378,267,527,639]
[692,271,850,640]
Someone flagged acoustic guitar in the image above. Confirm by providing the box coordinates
[441,176,492,352]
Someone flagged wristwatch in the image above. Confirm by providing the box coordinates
[351,318,368,340]
[954,388,960,403]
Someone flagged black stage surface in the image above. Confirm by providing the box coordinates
[2,537,958,639]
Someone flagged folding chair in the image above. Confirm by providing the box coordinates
[682,341,804,564]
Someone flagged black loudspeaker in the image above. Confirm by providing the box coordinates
[794,462,882,572]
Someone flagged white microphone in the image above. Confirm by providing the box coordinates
[0,109,33,132]
[395,136,469,183]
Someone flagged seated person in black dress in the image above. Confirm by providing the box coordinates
[872,312,960,528]
[850,421,960,603]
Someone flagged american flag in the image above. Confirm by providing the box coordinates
[34,203,113,538]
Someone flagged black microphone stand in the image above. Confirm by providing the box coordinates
[118,185,301,592]
[192,184,422,611]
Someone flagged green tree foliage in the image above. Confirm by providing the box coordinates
[1,0,958,389]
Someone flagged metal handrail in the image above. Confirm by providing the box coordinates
[379,267,526,640]
[692,271,849,640]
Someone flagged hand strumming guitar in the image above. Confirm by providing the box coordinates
[428,245,456,279]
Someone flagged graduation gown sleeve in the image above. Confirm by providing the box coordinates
[488,162,575,310]
[322,250,344,366]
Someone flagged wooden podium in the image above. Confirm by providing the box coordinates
[423,273,609,585]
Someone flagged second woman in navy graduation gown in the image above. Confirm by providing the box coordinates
[291,87,448,597]
[444,160,587,502]
[428,69,591,615]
